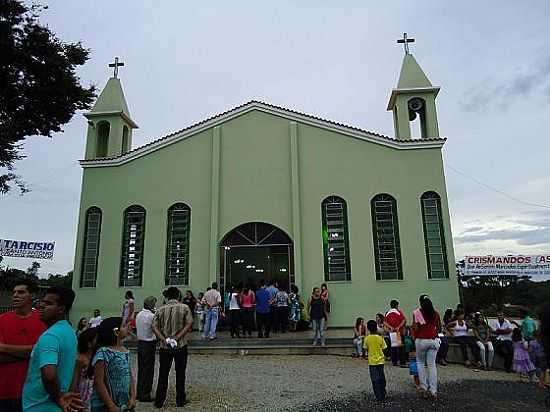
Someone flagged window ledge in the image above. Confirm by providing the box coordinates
[427,277,451,281]
[376,279,405,282]
[324,280,352,284]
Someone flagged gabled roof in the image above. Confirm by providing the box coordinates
[80,100,446,167]
[397,54,432,89]
[84,78,138,128]
[91,78,131,115]
[387,54,441,111]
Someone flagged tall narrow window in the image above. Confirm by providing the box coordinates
[371,194,403,280]
[120,205,146,287]
[165,203,191,285]
[80,207,102,287]
[321,196,351,281]
[122,126,129,154]
[96,121,110,158]
[421,191,449,279]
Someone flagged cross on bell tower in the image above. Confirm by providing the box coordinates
[388,33,441,140]
[83,56,138,160]
[108,57,125,79]
[397,33,415,55]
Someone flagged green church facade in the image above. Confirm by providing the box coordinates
[71,52,459,326]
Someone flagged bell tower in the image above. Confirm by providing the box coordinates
[387,34,440,140]
[83,57,138,160]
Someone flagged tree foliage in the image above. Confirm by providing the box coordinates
[43,270,72,288]
[0,1,96,193]
[0,261,72,291]
[0,264,37,291]
[457,260,550,316]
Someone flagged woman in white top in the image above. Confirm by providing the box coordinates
[447,309,481,367]
[228,286,241,338]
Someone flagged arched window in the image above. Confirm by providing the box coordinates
[407,97,427,138]
[321,196,351,281]
[122,125,129,154]
[371,194,403,280]
[165,203,191,285]
[120,205,146,287]
[96,121,110,158]
[80,207,102,287]
[421,191,449,279]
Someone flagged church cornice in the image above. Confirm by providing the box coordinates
[80,100,446,168]
[386,86,441,111]
[84,110,139,129]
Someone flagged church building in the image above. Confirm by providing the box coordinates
[71,45,459,326]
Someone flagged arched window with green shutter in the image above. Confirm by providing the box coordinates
[421,191,449,279]
[119,205,146,287]
[165,203,191,285]
[321,196,351,281]
[371,194,403,280]
[80,206,102,288]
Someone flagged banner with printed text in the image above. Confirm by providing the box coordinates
[0,239,55,260]
[464,255,550,276]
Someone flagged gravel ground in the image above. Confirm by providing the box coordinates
[135,354,547,411]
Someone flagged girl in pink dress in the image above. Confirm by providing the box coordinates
[512,328,536,381]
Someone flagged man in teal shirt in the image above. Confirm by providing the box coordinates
[22,286,83,411]
[519,309,537,341]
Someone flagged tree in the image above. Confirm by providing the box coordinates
[43,270,72,288]
[0,266,32,291]
[26,260,40,277]
[0,1,96,193]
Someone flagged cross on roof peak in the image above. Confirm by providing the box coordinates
[397,33,415,55]
[108,57,125,79]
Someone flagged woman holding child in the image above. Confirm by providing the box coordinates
[412,294,441,400]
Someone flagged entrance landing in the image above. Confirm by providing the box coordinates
[187,329,352,355]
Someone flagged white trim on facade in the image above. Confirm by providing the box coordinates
[81,101,446,168]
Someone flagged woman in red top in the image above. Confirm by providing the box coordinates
[412,294,441,400]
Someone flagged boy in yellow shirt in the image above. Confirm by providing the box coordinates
[364,320,387,401]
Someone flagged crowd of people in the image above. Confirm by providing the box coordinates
[352,296,550,402]
[0,278,333,411]
[0,279,195,411]
[1,277,549,410]
[159,280,331,344]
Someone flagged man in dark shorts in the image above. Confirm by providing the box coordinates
[0,279,46,412]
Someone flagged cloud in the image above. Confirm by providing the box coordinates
[456,228,550,246]
[454,211,550,247]
[461,54,550,112]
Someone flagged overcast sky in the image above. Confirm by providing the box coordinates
[2,1,550,276]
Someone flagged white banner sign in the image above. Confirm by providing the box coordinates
[464,255,550,276]
[0,239,55,260]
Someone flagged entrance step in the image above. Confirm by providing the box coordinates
[188,337,351,355]
[188,345,350,356]
[125,330,354,356]
[191,337,351,347]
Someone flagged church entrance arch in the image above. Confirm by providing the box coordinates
[219,222,294,294]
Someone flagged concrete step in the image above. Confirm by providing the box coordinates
[188,345,350,356]
[190,337,350,347]
[125,336,508,370]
